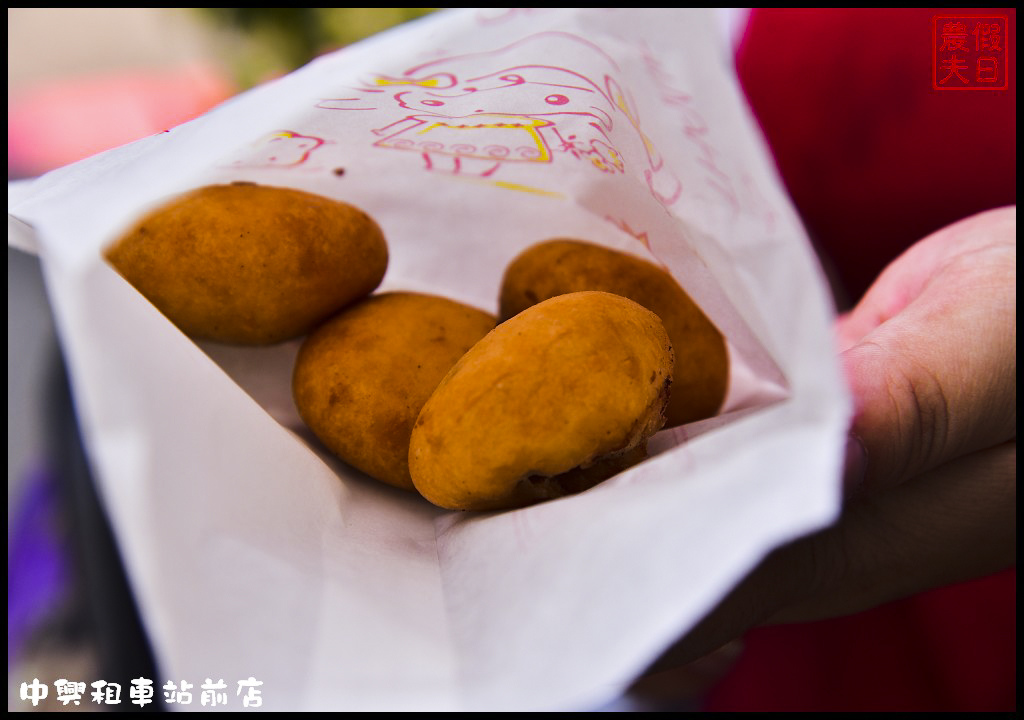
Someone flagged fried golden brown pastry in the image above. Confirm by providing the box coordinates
[499,239,728,426]
[293,292,496,491]
[409,291,674,511]
[105,182,388,345]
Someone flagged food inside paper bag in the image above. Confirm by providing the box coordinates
[293,290,497,494]
[104,175,726,510]
[9,8,849,711]
[499,238,730,427]
[408,290,675,511]
[96,4,772,512]
[104,182,389,345]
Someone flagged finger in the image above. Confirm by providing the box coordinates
[842,277,1015,490]
[768,440,1016,624]
[647,440,1015,672]
[834,310,870,354]
[834,240,948,353]
[628,641,743,708]
[841,209,1016,489]
[836,207,1014,351]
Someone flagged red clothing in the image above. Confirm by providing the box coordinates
[704,571,1016,712]
[736,8,1016,303]
[703,9,1017,712]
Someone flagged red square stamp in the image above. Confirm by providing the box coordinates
[933,15,1009,89]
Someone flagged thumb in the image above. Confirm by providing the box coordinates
[840,208,1016,491]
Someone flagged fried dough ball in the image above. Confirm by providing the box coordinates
[409,291,674,511]
[105,183,388,345]
[499,239,728,426]
[293,292,496,491]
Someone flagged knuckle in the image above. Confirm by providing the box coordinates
[887,354,952,480]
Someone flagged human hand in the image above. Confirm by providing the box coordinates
[639,206,1016,681]
[836,204,1016,495]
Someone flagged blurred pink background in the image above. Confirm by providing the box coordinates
[8,8,237,180]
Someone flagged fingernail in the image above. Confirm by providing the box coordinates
[842,433,868,498]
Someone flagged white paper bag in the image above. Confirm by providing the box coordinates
[8,8,850,711]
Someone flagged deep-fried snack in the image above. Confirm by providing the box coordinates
[499,239,727,426]
[409,291,674,511]
[105,182,389,345]
[293,292,496,491]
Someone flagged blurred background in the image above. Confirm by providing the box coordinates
[8,9,435,711]
[8,8,437,180]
